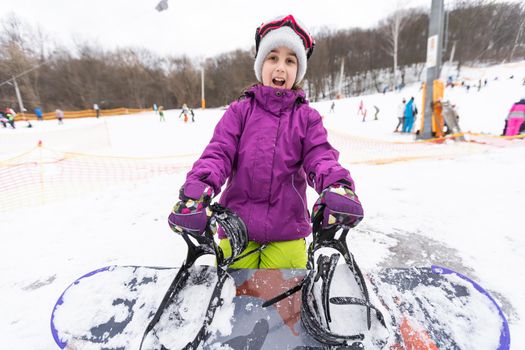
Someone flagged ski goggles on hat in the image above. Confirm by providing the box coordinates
[255,14,315,59]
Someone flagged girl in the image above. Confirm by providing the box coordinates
[168,14,363,269]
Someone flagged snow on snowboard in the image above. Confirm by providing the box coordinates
[51,264,508,349]
[50,205,509,349]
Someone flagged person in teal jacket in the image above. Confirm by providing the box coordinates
[403,97,415,132]
[168,15,364,269]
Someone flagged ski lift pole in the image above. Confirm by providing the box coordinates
[419,0,445,140]
[201,66,206,109]
[338,58,344,97]
[12,77,26,117]
[0,58,55,117]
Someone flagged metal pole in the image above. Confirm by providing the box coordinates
[201,67,206,109]
[449,41,457,67]
[338,58,344,96]
[418,0,445,140]
[12,77,26,117]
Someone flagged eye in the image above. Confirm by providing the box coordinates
[267,54,278,61]
[286,57,297,64]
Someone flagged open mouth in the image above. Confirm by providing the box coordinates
[272,77,286,87]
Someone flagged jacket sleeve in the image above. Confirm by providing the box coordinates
[302,109,354,193]
[183,102,244,197]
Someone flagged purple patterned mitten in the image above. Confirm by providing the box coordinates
[168,182,214,235]
[312,184,364,229]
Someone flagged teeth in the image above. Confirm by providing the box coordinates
[273,78,285,86]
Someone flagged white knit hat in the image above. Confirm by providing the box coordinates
[254,24,310,85]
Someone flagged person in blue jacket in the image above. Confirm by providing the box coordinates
[402,97,415,133]
[34,107,43,121]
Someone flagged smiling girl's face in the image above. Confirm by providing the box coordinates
[261,46,298,90]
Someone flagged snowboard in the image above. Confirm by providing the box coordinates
[441,101,464,140]
[50,264,509,350]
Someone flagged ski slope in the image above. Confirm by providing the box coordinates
[1,61,524,349]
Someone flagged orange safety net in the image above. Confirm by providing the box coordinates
[0,145,197,211]
[326,128,525,165]
[21,107,151,121]
[1,132,523,211]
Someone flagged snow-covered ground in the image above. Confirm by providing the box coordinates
[1,61,525,349]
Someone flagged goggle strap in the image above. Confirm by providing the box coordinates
[255,15,314,56]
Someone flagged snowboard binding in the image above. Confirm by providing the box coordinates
[139,203,249,350]
[264,208,389,348]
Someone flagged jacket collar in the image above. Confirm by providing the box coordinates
[246,84,306,115]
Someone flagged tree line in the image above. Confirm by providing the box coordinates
[0,0,523,112]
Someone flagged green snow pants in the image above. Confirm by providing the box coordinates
[219,238,307,269]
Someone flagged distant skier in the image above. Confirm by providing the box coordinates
[394,98,405,132]
[93,103,100,118]
[179,103,191,123]
[168,14,363,269]
[0,110,12,128]
[373,105,379,120]
[22,115,32,128]
[446,76,453,88]
[159,105,165,122]
[55,109,64,125]
[34,107,43,121]
[4,107,16,128]
[153,103,158,115]
[357,99,365,117]
[402,97,415,133]
[330,102,335,113]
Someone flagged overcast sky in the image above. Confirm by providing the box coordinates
[0,0,520,59]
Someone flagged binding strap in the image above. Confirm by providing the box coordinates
[139,204,248,349]
[264,207,387,347]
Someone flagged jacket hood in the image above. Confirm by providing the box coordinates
[245,84,306,116]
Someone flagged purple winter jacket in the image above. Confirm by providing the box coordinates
[184,85,354,243]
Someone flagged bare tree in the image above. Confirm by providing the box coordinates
[380,7,411,89]
[508,3,525,61]
[2,2,523,111]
